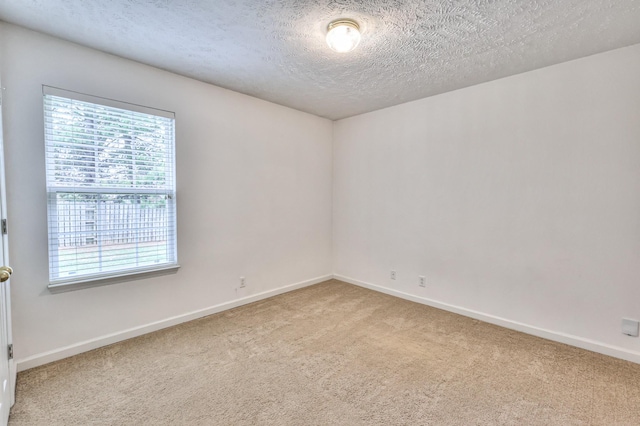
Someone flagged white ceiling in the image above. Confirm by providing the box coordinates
[1,1,639,120]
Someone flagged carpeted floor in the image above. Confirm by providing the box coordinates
[9,279,640,425]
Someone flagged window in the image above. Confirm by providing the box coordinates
[43,87,177,286]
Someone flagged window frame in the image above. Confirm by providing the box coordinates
[43,86,179,288]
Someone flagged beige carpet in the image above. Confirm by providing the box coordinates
[9,280,640,425]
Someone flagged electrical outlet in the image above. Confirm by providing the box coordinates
[390,270,396,280]
[419,276,426,287]
[622,318,639,337]
[239,276,246,288]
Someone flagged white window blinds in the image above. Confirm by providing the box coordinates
[43,86,177,286]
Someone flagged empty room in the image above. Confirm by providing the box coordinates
[0,0,639,424]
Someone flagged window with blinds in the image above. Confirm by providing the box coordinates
[43,86,178,286]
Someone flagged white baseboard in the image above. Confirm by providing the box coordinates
[16,274,333,372]
[19,273,639,371]
[334,274,640,365]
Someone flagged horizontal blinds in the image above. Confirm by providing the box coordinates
[44,89,177,284]
[44,95,174,190]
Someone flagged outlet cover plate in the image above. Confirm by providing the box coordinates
[622,318,639,337]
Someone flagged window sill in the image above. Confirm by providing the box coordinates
[48,264,181,293]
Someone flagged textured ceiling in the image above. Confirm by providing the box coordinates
[1,1,639,120]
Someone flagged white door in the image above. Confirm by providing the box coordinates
[0,68,15,425]
[0,259,11,425]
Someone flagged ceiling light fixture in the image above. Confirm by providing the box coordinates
[326,19,361,53]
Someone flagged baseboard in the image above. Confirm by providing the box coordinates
[16,274,332,372]
[334,274,640,365]
[19,273,639,371]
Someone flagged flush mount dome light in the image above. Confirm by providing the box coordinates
[326,19,361,53]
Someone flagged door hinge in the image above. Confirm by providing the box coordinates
[1,219,7,235]
[8,344,13,360]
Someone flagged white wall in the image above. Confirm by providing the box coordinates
[333,44,640,361]
[0,23,333,368]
